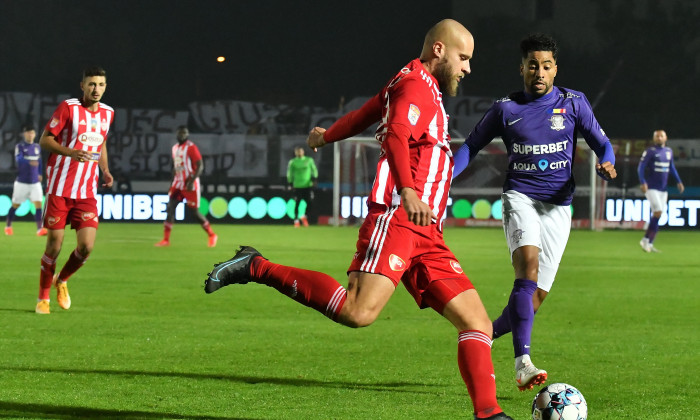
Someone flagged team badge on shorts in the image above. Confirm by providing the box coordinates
[47,216,60,226]
[449,260,463,274]
[389,254,406,271]
[81,212,96,221]
[407,104,421,126]
[511,229,524,243]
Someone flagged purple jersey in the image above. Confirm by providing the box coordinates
[454,86,614,206]
[637,145,681,191]
[15,141,42,184]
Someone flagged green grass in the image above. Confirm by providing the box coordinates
[1,222,698,419]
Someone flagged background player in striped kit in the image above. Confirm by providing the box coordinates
[155,126,217,247]
[5,124,47,236]
[453,33,617,391]
[36,67,114,315]
[204,19,512,420]
[637,129,684,252]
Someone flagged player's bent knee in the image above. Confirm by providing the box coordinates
[339,307,379,328]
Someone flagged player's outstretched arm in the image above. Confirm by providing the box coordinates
[307,127,327,152]
[595,161,617,181]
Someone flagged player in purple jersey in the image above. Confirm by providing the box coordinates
[453,34,617,391]
[5,125,47,236]
[637,129,684,253]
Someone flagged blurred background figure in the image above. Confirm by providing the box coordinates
[5,124,47,236]
[287,146,317,227]
[637,129,684,253]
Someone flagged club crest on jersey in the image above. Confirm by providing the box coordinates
[407,104,420,126]
[50,118,59,128]
[549,114,565,131]
[101,118,109,131]
[449,260,463,274]
[78,132,105,147]
[47,216,60,226]
[388,254,406,271]
[81,212,96,221]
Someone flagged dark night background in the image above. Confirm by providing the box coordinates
[1,0,699,138]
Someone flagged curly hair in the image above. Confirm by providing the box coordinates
[520,34,558,61]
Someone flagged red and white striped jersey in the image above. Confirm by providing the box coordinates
[170,140,202,190]
[44,98,114,199]
[372,59,453,223]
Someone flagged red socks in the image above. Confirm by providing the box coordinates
[163,222,173,241]
[38,253,56,300]
[458,330,503,418]
[57,249,89,282]
[202,221,214,236]
[251,258,347,321]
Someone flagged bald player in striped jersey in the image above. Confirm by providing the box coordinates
[36,66,114,315]
[204,19,512,420]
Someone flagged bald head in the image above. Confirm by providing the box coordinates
[653,130,667,146]
[419,19,474,96]
[420,19,473,60]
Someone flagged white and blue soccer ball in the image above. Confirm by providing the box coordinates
[531,383,587,420]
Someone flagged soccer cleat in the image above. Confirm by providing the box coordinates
[639,238,651,253]
[35,299,50,314]
[53,276,71,310]
[293,219,300,228]
[649,244,661,253]
[37,227,48,236]
[4,226,13,235]
[208,234,218,248]
[515,362,547,391]
[154,239,170,247]
[475,413,514,420]
[204,246,263,294]
[301,215,309,227]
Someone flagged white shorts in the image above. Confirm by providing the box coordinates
[12,181,43,204]
[644,189,667,214]
[501,190,571,292]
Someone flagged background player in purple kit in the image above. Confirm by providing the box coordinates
[637,129,684,253]
[453,33,617,391]
[5,124,48,236]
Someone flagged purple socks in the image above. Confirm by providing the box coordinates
[645,216,660,243]
[492,279,538,357]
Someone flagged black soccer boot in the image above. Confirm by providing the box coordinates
[204,246,263,293]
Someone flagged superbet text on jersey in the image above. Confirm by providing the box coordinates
[44,98,114,199]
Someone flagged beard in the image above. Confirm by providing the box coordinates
[434,58,459,96]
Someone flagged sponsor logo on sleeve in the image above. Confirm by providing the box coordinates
[49,118,59,128]
[407,104,421,126]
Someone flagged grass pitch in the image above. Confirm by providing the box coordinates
[1,222,698,419]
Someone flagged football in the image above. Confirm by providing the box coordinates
[531,383,588,420]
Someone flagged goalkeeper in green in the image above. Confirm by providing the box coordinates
[287,146,318,227]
